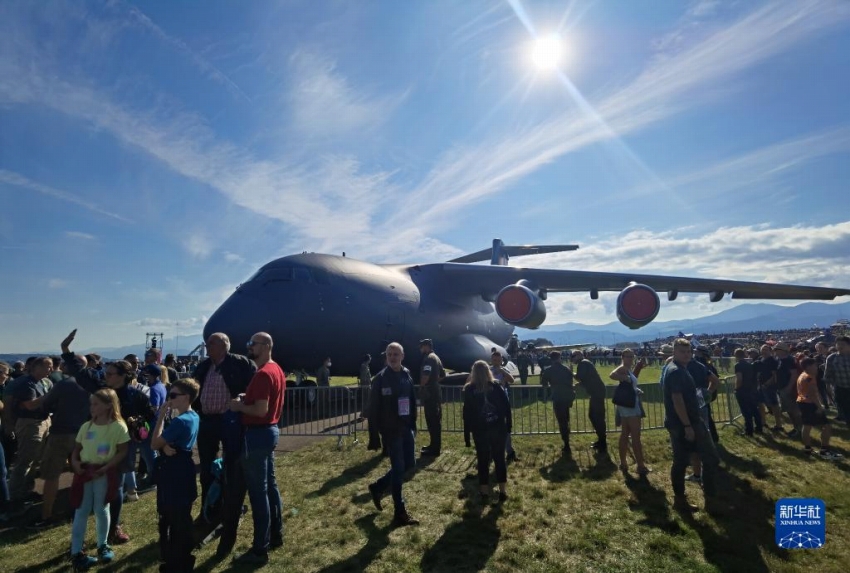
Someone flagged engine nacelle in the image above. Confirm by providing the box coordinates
[616,283,661,329]
[495,283,547,328]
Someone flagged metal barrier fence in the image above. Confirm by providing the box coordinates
[278,376,742,444]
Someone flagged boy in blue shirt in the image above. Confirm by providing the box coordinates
[151,378,200,572]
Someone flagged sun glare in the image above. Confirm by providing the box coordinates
[530,34,563,71]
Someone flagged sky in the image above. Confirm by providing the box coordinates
[2,0,850,353]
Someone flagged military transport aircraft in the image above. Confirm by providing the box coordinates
[203,239,850,376]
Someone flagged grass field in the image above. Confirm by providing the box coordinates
[2,418,849,572]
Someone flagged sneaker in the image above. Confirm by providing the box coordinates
[498,492,508,503]
[590,441,607,451]
[270,534,284,549]
[392,511,420,527]
[820,450,844,461]
[506,451,518,463]
[124,491,139,503]
[97,544,115,563]
[27,518,57,530]
[368,483,383,512]
[234,549,269,565]
[71,552,98,571]
[109,524,130,544]
[420,446,440,457]
[673,496,699,513]
[684,473,702,484]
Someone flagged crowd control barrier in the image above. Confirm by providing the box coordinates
[278,376,742,444]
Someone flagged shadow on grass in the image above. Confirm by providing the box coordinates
[679,469,788,573]
[625,476,683,535]
[538,450,580,483]
[582,449,617,481]
[14,552,70,573]
[421,483,502,573]
[313,514,390,573]
[308,453,385,498]
[716,443,770,479]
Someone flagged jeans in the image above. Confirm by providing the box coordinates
[473,428,507,485]
[553,399,573,447]
[588,396,607,445]
[197,414,224,505]
[71,476,110,554]
[241,426,282,554]
[669,424,719,497]
[0,439,9,508]
[124,439,158,491]
[735,390,762,435]
[374,428,415,514]
[109,474,124,535]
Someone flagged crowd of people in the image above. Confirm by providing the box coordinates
[0,329,285,572]
[1,328,849,569]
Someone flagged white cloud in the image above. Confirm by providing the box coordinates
[182,233,212,259]
[288,51,405,139]
[48,278,69,288]
[66,231,96,240]
[133,316,208,328]
[390,0,850,232]
[526,221,850,324]
[0,170,131,223]
[223,251,245,264]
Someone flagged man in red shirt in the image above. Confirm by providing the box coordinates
[228,332,285,565]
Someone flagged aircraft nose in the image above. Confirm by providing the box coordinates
[204,291,273,349]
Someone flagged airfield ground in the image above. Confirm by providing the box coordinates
[1,364,848,572]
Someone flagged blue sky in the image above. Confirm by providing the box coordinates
[2,0,850,353]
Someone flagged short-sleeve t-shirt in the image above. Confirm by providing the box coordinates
[796,373,819,404]
[161,410,200,452]
[149,380,167,411]
[754,356,778,386]
[734,360,758,393]
[576,360,606,399]
[776,356,797,389]
[243,362,286,426]
[76,420,130,464]
[420,352,444,387]
[662,362,701,431]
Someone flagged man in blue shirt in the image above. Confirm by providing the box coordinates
[152,378,200,572]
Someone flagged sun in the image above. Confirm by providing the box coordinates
[530,34,564,71]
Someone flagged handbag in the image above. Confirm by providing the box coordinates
[612,379,636,408]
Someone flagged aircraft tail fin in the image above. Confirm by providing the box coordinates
[447,239,579,265]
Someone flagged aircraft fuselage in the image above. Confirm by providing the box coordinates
[203,253,513,376]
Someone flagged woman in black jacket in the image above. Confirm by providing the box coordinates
[463,360,512,503]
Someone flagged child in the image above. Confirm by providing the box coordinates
[70,388,129,571]
[797,358,844,461]
[151,378,201,572]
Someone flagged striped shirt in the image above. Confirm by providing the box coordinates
[824,352,850,389]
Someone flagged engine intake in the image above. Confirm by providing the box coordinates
[617,283,660,329]
[495,282,546,328]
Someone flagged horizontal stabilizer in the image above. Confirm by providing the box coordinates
[449,239,579,265]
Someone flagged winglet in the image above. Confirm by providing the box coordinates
[448,239,579,265]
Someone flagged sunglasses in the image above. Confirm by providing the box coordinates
[247,340,269,348]
[168,392,186,400]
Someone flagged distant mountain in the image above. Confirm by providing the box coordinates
[0,333,205,363]
[517,301,850,345]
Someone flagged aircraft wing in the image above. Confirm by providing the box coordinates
[434,264,850,300]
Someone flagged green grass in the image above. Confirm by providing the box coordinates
[3,423,849,572]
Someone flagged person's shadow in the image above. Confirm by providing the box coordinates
[421,480,502,572]
[313,514,391,573]
[538,449,580,483]
[308,453,385,498]
[624,476,682,535]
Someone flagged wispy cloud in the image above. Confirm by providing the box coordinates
[182,233,213,260]
[66,231,96,240]
[223,251,245,264]
[0,170,131,223]
[121,4,250,101]
[391,0,850,232]
[133,316,207,328]
[288,51,405,139]
[529,221,850,323]
[48,278,69,289]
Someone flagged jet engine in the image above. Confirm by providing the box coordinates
[616,283,661,329]
[495,281,546,328]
